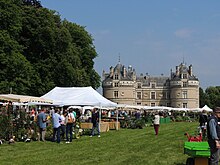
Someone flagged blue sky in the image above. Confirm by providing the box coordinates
[41,0,220,90]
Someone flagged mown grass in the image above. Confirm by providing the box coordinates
[0,122,198,165]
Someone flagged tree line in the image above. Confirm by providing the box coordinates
[200,86,220,109]
[0,0,100,96]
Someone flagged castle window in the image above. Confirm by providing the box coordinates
[114,91,118,98]
[114,74,119,80]
[162,92,166,98]
[167,103,171,107]
[137,83,141,88]
[183,82,187,87]
[114,82,119,87]
[183,74,187,79]
[151,103,155,107]
[164,92,170,99]
[137,92,142,99]
[183,103,187,108]
[182,91,187,99]
[151,83,156,88]
[151,92,156,99]
[167,92,170,99]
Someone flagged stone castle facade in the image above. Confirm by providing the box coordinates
[102,62,199,108]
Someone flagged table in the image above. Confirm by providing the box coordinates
[108,122,120,130]
[80,122,109,132]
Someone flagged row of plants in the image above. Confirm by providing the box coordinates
[118,111,201,129]
[0,106,84,142]
[0,105,202,142]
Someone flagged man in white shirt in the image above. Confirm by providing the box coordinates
[153,112,160,136]
[52,109,62,143]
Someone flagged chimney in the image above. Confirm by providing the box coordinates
[123,66,126,78]
[176,66,179,76]
[110,66,114,77]
[170,69,173,78]
[189,65,193,76]
[102,70,105,79]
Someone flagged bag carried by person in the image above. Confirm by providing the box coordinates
[67,114,74,124]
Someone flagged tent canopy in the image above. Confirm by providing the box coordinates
[41,86,117,107]
[0,94,53,104]
[202,105,213,112]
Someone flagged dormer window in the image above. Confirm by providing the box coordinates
[151,83,156,88]
[114,74,119,80]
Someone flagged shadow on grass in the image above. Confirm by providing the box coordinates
[174,163,185,165]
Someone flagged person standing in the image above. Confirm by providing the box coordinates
[52,109,62,143]
[207,107,220,165]
[90,108,100,137]
[153,112,160,136]
[199,110,208,129]
[60,111,67,140]
[65,109,75,143]
[37,109,47,142]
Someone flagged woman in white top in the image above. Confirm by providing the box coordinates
[153,112,160,136]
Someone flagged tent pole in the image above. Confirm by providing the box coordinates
[116,109,119,130]
[99,103,101,135]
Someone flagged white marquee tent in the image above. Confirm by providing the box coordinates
[202,105,213,112]
[41,86,117,107]
[0,94,53,104]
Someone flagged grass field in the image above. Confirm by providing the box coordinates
[0,122,198,165]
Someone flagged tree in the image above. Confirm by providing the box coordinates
[0,30,37,94]
[22,0,42,8]
[199,87,206,107]
[0,0,101,96]
[205,86,220,109]
[63,21,100,88]
[0,0,22,39]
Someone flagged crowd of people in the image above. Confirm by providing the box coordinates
[34,107,103,143]
[0,103,210,144]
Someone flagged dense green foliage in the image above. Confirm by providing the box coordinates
[0,0,100,96]
[0,122,198,165]
[199,86,220,109]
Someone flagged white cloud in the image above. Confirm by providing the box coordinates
[174,28,193,39]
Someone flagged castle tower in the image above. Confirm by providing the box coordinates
[170,63,199,108]
[102,61,136,105]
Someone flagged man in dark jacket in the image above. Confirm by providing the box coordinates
[207,107,220,165]
[90,108,100,137]
[199,110,208,127]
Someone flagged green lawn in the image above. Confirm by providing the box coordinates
[0,122,198,165]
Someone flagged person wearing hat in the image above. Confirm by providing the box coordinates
[207,107,220,165]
